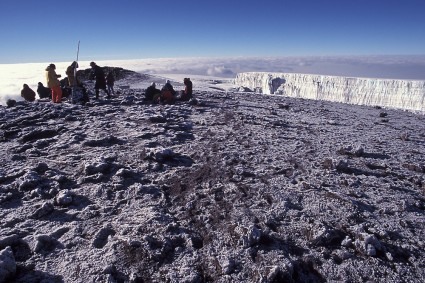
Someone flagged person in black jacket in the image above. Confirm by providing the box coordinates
[90,61,110,99]
[21,84,36,102]
[145,82,161,101]
[37,82,51,99]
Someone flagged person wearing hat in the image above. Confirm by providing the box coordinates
[90,61,110,99]
[45,63,62,103]
[145,82,161,101]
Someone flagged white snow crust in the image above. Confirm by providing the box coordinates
[235,72,425,112]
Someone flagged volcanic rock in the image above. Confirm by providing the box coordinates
[0,86,424,282]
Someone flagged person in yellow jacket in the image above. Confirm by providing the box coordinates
[66,61,78,86]
[46,63,62,103]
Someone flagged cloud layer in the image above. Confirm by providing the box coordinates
[1,56,425,105]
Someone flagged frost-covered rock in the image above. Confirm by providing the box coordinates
[93,225,116,249]
[33,202,54,218]
[219,257,236,275]
[55,190,74,206]
[17,170,41,191]
[154,148,175,162]
[354,233,382,257]
[33,234,58,253]
[0,246,16,282]
[83,161,112,175]
[341,236,353,247]
[0,235,19,249]
[244,226,262,247]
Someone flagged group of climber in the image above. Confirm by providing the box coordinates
[20,61,193,105]
[37,61,114,103]
[145,77,193,104]
[21,61,99,104]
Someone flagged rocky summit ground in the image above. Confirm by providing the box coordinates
[1,85,425,282]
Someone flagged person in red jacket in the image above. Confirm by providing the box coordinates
[160,80,176,104]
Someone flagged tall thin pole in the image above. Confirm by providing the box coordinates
[76,40,80,62]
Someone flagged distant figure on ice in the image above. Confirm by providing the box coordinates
[106,71,115,95]
[21,84,36,102]
[179,77,193,101]
[66,61,79,87]
[45,63,62,103]
[159,79,176,104]
[37,82,51,99]
[90,61,110,99]
[145,82,161,101]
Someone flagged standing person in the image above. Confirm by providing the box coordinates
[66,61,79,86]
[106,71,115,96]
[90,61,110,99]
[21,84,36,102]
[45,63,62,103]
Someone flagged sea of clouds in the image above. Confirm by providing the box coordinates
[1,55,425,105]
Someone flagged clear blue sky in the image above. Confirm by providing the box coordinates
[0,0,424,64]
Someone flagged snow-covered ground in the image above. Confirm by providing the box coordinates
[1,69,425,282]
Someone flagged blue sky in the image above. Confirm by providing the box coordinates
[0,0,424,64]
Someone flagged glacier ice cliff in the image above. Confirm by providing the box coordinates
[235,72,425,112]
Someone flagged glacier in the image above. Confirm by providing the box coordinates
[234,72,425,112]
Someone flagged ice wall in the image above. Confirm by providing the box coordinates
[235,72,425,112]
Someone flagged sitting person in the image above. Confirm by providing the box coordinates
[160,89,175,104]
[21,84,36,102]
[158,79,176,104]
[145,82,161,101]
[180,77,193,101]
[37,82,51,99]
[162,79,176,95]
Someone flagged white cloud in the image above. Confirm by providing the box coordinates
[206,66,234,76]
